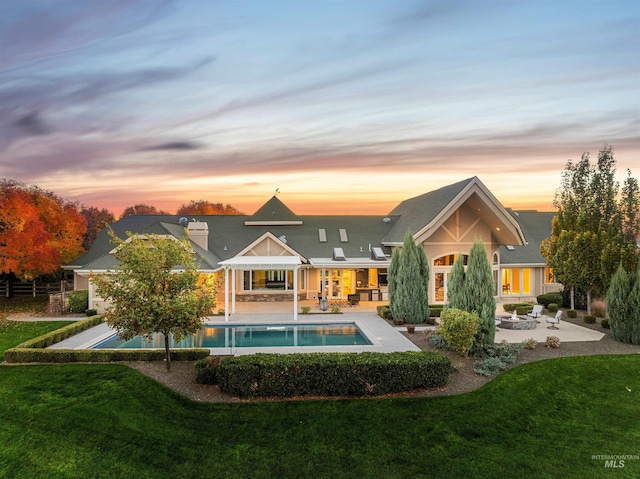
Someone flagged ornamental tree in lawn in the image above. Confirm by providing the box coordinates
[464,238,496,346]
[92,231,217,371]
[390,230,430,324]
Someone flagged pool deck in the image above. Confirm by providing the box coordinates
[47,300,605,354]
[50,303,422,355]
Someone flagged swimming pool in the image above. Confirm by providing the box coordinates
[93,323,371,349]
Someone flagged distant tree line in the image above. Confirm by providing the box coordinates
[0,178,243,292]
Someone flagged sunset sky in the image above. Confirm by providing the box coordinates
[1,0,639,217]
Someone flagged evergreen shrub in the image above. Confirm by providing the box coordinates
[213,351,452,398]
[583,315,596,324]
[567,309,577,318]
[601,318,610,329]
[376,305,392,320]
[437,309,480,355]
[195,356,222,384]
[85,309,97,316]
[537,292,563,308]
[547,303,559,313]
[68,290,89,313]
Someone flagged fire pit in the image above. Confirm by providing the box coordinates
[497,315,537,330]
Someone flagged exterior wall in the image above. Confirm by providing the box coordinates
[422,204,501,304]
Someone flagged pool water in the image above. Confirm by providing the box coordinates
[93,323,371,349]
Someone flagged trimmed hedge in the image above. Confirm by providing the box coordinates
[377,304,442,320]
[4,315,210,364]
[201,351,452,398]
[4,348,210,363]
[547,303,559,313]
[583,314,596,324]
[15,315,105,349]
[567,309,577,318]
[537,292,563,308]
[68,290,89,313]
[502,303,534,313]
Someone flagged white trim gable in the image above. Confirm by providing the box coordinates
[413,177,526,246]
[233,231,308,262]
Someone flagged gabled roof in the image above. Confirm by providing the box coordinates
[70,217,221,272]
[382,176,526,246]
[245,196,303,225]
[500,210,555,265]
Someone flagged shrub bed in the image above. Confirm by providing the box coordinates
[502,303,534,313]
[536,292,563,308]
[4,315,210,364]
[202,351,452,398]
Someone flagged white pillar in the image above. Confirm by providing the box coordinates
[231,269,236,314]
[293,265,299,321]
[224,267,229,322]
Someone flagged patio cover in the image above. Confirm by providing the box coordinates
[218,256,302,321]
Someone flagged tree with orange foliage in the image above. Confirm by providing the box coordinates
[0,180,86,286]
[119,203,169,218]
[81,206,115,250]
[176,200,243,215]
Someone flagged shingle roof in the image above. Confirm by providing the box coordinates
[246,196,301,223]
[500,210,555,265]
[383,177,474,243]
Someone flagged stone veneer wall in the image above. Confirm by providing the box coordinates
[236,293,306,302]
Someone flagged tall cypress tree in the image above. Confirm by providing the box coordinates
[630,265,640,345]
[387,247,400,319]
[607,264,633,343]
[391,230,430,324]
[465,238,496,345]
[447,254,466,310]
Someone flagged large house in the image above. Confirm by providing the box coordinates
[66,177,561,318]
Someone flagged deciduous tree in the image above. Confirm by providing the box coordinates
[0,180,86,284]
[120,204,169,218]
[92,231,217,371]
[541,145,639,313]
[81,206,115,250]
[177,200,243,215]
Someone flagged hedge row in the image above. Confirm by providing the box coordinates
[17,315,105,349]
[536,292,563,308]
[4,315,209,364]
[376,304,443,320]
[196,351,452,399]
[4,348,210,363]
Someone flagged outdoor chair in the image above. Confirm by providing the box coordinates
[527,304,543,319]
[546,310,562,330]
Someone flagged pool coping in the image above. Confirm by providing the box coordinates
[49,312,421,356]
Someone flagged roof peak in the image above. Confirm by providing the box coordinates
[245,195,303,226]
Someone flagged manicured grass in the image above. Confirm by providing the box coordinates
[1,355,638,479]
[0,321,74,361]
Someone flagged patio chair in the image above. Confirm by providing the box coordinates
[546,310,562,330]
[527,304,543,319]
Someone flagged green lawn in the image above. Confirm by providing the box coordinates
[0,321,75,361]
[1,355,638,479]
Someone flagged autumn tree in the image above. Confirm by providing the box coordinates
[92,232,217,371]
[541,146,639,312]
[0,180,86,288]
[390,230,430,324]
[120,204,169,218]
[177,200,243,215]
[80,206,115,250]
